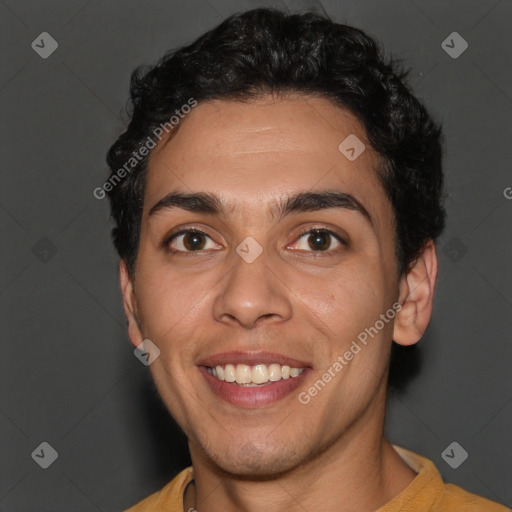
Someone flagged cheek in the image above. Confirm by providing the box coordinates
[295,262,388,342]
[135,264,213,343]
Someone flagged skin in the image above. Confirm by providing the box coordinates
[120,93,439,512]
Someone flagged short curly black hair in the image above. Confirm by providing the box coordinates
[105,7,445,280]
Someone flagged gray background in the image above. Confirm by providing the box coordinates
[1,0,511,510]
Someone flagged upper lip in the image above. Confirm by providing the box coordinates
[197,351,311,368]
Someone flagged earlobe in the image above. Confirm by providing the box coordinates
[393,241,439,346]
[119,260,144,348]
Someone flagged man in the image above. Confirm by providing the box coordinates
[104,8,509,512]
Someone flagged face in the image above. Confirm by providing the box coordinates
[123,94,404,477]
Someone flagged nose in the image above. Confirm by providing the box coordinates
[212,247,293,329]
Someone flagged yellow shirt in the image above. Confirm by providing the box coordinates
[124,445,509,511]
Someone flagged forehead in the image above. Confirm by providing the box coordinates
[144,94,391,227]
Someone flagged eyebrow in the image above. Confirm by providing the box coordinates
[148,189,373,225]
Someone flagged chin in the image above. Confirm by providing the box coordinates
[208,440,304,480]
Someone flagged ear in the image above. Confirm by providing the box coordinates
[119,260,144,348]
[393,240,439,346]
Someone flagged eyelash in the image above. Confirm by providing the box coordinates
[162,227,346,256]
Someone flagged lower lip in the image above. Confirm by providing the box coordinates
[199,366,310,408]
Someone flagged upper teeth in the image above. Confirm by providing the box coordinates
[207,363,305,385]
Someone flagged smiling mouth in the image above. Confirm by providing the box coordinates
[204,363,306,386]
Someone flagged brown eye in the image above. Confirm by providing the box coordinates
[166,229,221,253]
[292,228,344,253]
[182,232,206,251]
[307,230,331,251]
